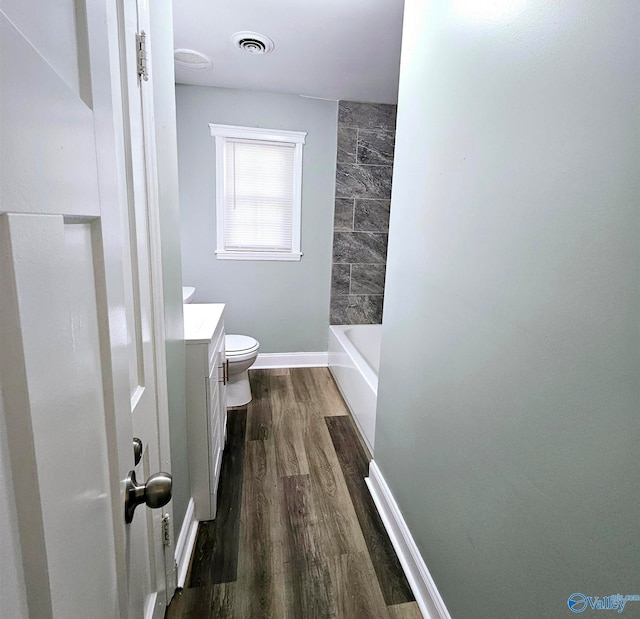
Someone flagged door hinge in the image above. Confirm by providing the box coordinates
[162,513,171,547]
[136,31,149,82]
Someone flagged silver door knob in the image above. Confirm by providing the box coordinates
[133,437,143,466]
[124,470,172,523]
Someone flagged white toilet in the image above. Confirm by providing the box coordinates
[225,334,260,407]
[182,286,196,304]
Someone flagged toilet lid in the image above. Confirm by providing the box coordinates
[225,334,259,356]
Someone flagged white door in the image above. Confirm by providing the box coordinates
[116,0,175,615]
[0,0,173,617]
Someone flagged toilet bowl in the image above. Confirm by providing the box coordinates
[225,334,260,406]
[182,286,196,304]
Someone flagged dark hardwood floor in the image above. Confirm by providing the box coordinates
[166,368,421,619]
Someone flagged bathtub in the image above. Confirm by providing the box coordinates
[328,324,381,454]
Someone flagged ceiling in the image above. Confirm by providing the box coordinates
[171,0,405,105]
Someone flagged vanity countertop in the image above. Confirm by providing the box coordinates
[183,303,225,343]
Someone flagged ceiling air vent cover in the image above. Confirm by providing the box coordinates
[174,49,213,70]
[232,31,275,55]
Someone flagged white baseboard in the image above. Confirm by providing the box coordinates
[366,461,452,619]
[174,498,198,588]
[253,351,328,369]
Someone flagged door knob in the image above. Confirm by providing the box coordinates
[133,437,143,466]
[124,470,172,523]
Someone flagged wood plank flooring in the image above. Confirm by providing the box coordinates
[166,368,420,619]
[187,409,246,586]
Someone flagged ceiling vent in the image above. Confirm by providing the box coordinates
[174,49,213,70]
[232,31,275,55]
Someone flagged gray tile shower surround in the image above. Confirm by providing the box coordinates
[330,101,396,325]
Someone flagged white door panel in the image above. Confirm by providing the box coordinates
[0,12,99,217]
[0,213,119,614]
[0,390,29,618]
[1,215,116,618]
[0,0,88,100]
[0,0,173,616]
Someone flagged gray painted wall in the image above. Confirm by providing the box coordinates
[150,0,190,532]
[330,101,396,325]
[176,86,338,353]
[376,1,640,618]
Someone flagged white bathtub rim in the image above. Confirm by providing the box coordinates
[341,323,382,375]
[329,325,379,394]
[328,324,381,455]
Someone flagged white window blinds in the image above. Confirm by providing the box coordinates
[223,139,295,252]
[210,124,306,261]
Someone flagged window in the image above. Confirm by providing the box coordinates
[209,124,307,261]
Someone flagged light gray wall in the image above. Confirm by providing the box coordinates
[149,0,190,531]
[376,2,640,618]
[177,86,338,353]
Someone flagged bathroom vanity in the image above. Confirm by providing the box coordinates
[183,303,227,521]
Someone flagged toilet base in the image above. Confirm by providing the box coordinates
[226,370,252,407]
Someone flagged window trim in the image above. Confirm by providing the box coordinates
[209,124,307,261]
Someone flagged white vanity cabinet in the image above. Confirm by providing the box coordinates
[183,303,227,521]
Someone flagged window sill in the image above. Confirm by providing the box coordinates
[215,251,303,262]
